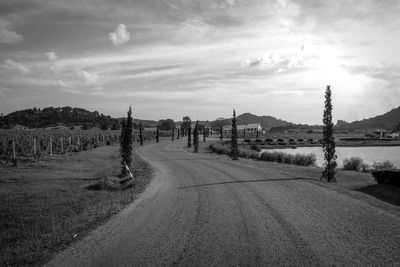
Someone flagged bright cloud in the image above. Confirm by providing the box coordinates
[45,52,58,61]
[108,24,130,45]
[77,70,100,85]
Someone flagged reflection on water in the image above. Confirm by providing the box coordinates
[261,146,400,168]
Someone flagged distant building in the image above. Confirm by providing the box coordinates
[389,132,400,138]
[374,129,391,138]
[246,124,262,133]
[222,124,261,135]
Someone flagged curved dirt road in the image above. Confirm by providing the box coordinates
[49,141,400,266]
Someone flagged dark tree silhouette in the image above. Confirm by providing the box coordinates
[172,128,175,141]
[120,106,133,177]
[230,109,239,160]
[187,127,192,148]
[139,123,144,146]
[156,127,159,143]
[220,125,223,141]
[193,121,199,152]
[203,127,206,142]
[321,85,337,182]
[177,127,180,139]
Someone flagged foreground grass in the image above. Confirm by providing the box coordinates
[0,144,152,266]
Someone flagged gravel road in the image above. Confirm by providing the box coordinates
[48,141,400,266]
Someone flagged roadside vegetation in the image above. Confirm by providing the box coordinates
[0,144,152,266]
[209,143,316,166]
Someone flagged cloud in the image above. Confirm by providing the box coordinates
[109,24,130,45]
[77,69,100,85]
[242,53,311,73]
[2,59,29,73]
[0,19,23,44]
[45,52,58,61]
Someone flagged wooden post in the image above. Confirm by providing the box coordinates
[61,137,64,153]
[12,139,16,158]
[49,137,53,156]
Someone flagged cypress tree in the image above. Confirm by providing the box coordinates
[172,128,175,141]
[203,127,206,143]
[230,109,239,160]
[193,121,199,152]
[139,123,144,146]
[120,106,133,177]
[177,127,180,139]
[187,127,192,148]
[220,125,223,141]
[321,85,337,182]
[156,127,159,143]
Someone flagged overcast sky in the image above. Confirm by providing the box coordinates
[0,0,399,124]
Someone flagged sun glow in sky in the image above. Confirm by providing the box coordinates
[0,0,399,124]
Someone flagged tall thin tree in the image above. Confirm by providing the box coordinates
[321,85,337,182]
[220,125,223,141]
[156,126,159,143]
[120,106,133,177]
[139,123,144,146]
[187,126,192,148]
[177,127,180,139]
[203,127,206,143]
[230,109,239,160]
[172,128,175,141]
[193,121,199,152]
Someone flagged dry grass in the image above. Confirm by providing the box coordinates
[0,144,152,266]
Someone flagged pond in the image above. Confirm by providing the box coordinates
[261,146,400,168]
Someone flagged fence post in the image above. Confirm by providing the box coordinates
[49,137,53,156]
[12,139,16,158]
[33,138,37,156]
[61,137,64,153]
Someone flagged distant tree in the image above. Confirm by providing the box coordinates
[193,121,199,152]
[100,122,109,130]
[230,109,239,160]
[182,116,191,134]
[111,123,118,130]
[203,127,206,142]
[139,123,144,146]
[120,106,133,177]
[321,85,337,182]
[177,127,180,139]
[187,126,192,148]
[82,122,90,130]
[172,128,175,141]
[158,119,175,131]
[220,125,223,141]
[156,127,159,143]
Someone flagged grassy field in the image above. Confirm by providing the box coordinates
[0,143,152,266]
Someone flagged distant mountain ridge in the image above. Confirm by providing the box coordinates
[336,106,400,131]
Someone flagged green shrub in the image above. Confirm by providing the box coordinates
[250,144,261,152]
[343,157,365,171]
[372,160,395,170]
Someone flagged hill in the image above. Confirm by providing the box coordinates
[0,106,120,129]
[336,106,400,131]
[210,112,293,130]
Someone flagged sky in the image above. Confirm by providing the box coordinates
[0,0,399,124]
